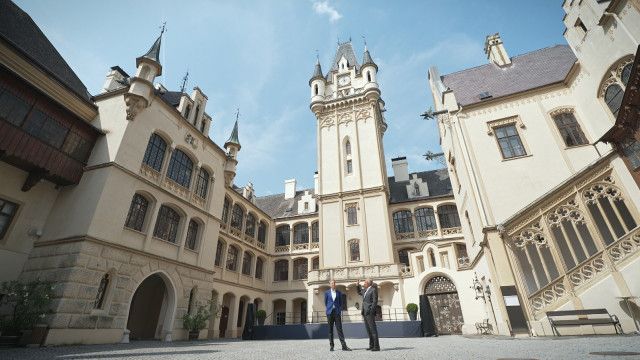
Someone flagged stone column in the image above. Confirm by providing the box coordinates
[285,299,293,324]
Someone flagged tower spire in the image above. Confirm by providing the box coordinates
[136,22,166,75]
[225,109,241,150]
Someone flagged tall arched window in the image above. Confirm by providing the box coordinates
[349,239,360,261]
[367,71,372,82]
[222,198,231,224]
[428,248,436,267]
[195,168,209,199]
[258,221,267,244]
[185,219,199,250]
[552,110,588,147]
[345,140,352,156]
[438,205,461,229]
[621,63,632,85]
[311,256,319,270]
[153,205,181,243]
[276,225,290,246]
[245,213,256,237]
[94,273,110,309]
[398,249,411,267]
[142,133,167,172]
[167,149,194,188]
[293,258,308,280]
[255,257,264,279]
[415,207,436,232]
[274,260,288,281]
[187,287,196,314]
[124,194,149,231]
[393,210,414,234]
[293,223,309,244]
[226,245,239,271]
[314,84,318,95]
[230,204,244,230]
[604,83,624,117]
[311,222,319,243]
[242,251,253,276]
[214,240,225,266]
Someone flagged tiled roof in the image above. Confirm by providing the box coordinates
[0,0,92,102]
[156,90,184,107]
[255,189,316,219]
[441,45,576,107]
[388,168,452,203]
[327,42,360,78]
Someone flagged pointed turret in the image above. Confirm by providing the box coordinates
[136,33,163,76]
[125,27,165,120]
[224,119,241,151]
[309,58,324,85]
[361,44,379,91]
[309,56,326,106]
[362,46,377,70]
[224,116,241,186]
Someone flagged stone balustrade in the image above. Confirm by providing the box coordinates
[307,263,402,284]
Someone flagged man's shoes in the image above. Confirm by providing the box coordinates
[342,347,352,351]
[366,347,373,351]
[372,348,380,352]
[330,346,334,351]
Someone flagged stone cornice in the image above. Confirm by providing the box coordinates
[316,186,387,202]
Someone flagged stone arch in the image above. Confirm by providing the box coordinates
[126,270,178,341]
[419,273,464,334]
[219,292,237,338]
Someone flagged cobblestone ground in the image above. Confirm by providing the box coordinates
[1,335,640,360]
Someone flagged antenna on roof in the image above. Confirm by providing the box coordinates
[179,70,189,93]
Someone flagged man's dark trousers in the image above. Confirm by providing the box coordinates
[363,312,379,350]
[328,308,347,348]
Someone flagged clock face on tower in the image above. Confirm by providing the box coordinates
[338,75,351,86]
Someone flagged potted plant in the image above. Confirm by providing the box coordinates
[183,303,211,340]
[406,303,418,321]
[256,310,267,326]
[0,279,54,347]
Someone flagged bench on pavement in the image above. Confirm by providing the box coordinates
[546,309,623,336]
[475,319,492,335]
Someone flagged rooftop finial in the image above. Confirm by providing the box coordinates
[315,49,320,64]
[179,70,189,93]
[235,107,240,122]
[159,22,167,36]
[362,35,367,50]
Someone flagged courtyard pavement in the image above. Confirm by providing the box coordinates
[1,335,639,360]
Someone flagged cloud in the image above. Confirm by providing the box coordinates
[312,1,342,22]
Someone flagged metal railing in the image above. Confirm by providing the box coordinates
[260,308,412,326]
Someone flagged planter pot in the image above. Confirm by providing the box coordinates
[188,330,200,340]
[257,318,265,326]
[408,311,417,321]
[27,324,48,347]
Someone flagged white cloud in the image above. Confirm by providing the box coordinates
[312,1,342,22]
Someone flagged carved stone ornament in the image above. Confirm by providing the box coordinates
[320,116,335,128]
[549,107,574,117]
[355,108,371,121]
[124,94,147,121]
[337,112,353,125]
[546,198,585,228]
[511,221,548,249]
[582,176,623,205]
[486,116,524,136]
[185,133,199,149]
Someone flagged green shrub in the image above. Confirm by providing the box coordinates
[256,309,267,319]
[183,304,211,332]
[406,303,418,313]
[0,279,54,335]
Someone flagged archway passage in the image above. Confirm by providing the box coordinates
[127,274,168,340]
[424,276,464,334]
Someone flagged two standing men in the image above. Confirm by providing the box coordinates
[324,278,380,352]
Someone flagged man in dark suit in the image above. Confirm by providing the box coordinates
[324,279,351,351]
[357,278,380,351]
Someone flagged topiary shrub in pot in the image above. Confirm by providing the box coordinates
[406,303,419,321]
[256,310,267,326]
[183,303,211,341]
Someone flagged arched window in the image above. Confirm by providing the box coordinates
[393,210,414,234]
[195,168,209,199]
[293,223,309,244]
[230,204,244,230]
[428,249,436,267]
[621,63,632,85]
[258,221,267,244]
[245,213,256,237]
[293,258,308,280]
[153,205,181,243]
[311,256,319,270]
[349,239,360,261]
[222,198,231,224]
[604,83,624,117]
[314,84,318,95]
[345,140,352,156]
[94,273,110,309]
[367,71,372,82]
[187,287,196,314]
[142,133,167,172]
[242,251,253,276]
[214,240,225,266]
[167,149,194,188]
[276,225,290,246]
[274,260,288,281]
[124,194,149,231]
[398,249,411,267]
[311,222,319,242]
[415,207,436,232]
[226,245,239,271]
[184,104,191,119]
[552,111,588,147]
[438,205,461,229]
[185,219,199,250]
[255,257,264,279]
[193,105,200,124]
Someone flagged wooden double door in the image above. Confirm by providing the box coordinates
[425,276,464,335]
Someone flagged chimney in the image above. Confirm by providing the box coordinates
[391,157,409,182]
[484,33,511,67]
[101,66,129,93]
[284,179,296,199]
[314,172,319,194]
[242,182,254,202]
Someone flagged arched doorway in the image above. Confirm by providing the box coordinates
[220,293,236,338]
[424,276,464,334]
[127,273,176,340]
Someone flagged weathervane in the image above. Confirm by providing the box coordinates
[179,70,189,93]
[315,49,319,62]
[362,35,367,48]
[236,108,240,121]
[159,21,167,36]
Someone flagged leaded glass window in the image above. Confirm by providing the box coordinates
[604,83,624,117]
[231,204,244,230]
[274,260,288,281]
[185,219,199,250]
[293,223,309,244]
[258,221,267,244]
[94,273,110,309]
[124,194,149,231]
[153,205,180,243]
[0,198,18,239]
[214,240,225,266]
[495,124,526,159]
[0,86,31,126]
[242,252,253,275]
[293,258,308,280]
[553,111,588,147]
[415,207,436,231]
[245,213,256,237]
[621,138,640,170]
[349,239,360,261]
[312,256,319,270]
[226,245,239,271]
[255,257,264,279]
[438,205,461,229]
[142,133,167,172]
[195,168,209,199]
[276,225,290,246]
[398,249,410,266]
[311,222,319,242]
[23,108,68,148]
[621,63,632,86]
[347,205,357,225]
[222,198,230,224]
[393,210,413,233]
[167,149,193,188]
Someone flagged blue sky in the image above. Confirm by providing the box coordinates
[16,0,566,195]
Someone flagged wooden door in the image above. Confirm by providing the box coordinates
[219,306,229,338]
[424,276,464,335]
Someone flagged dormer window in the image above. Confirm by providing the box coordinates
[413,182,420,196]
[184,104,191,119]
[304,202,309,211]
[193,104,200,124]
[200,119,206,133]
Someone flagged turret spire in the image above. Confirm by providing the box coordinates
[136,23,166,75]
[224,109,241,150]
[309,51,324,85]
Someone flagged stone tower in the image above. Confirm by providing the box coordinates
[309,42,394,268]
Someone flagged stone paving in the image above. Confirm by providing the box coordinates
[1,335,640,360]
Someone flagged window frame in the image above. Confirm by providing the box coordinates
[185,219,199,251]
[153,205,181,243]
[166,149,194,188]
[124,193,149,232]
[0,198,18,240]
[346,204,358,226]
[142,133,167,172]
[348,239,360,262]
[550,109,589,148]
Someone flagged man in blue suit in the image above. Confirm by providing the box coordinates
[324,279,351,351]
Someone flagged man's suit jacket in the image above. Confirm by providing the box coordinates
[324,289,344,316]
[357,283,378,316]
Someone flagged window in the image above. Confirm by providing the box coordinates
[553,111,588,147]
[346,160,353,174]
[604,83,624,117]
[274,260,288,281]
[153,205,181,243]
[195,168,209,199]
[367,71,372,82]
[349,239,360,261]
[0,86,31,126]
[583,183,637,246]
[258,221,267,244]
[167,149,193,188]
[94,273,110,309]
[184,104,191,119]
[293,223,309,244]
[22,108,68,148]
[393,210,414,234]
[226,245,239,271]
[293,258,308,280]
[456,243,469,264]
[214,240,225,266]
[428,249,436,267]
[276,225,290,246]
[413,182,420,196]
[621,63,632,86]
[346,205,357,225]
[255,257,264,279]
[438,205,461,229]
[193,105,200,124]
[142,133,167,172]
[0,198,18,239]
[275,312,285,325]
[185,219,199,250]
[345,140,352,155]
[236,300,245,327]
[312,256,319,270]
[440,251,450,269]
[304,202,309,211]
[311,222,319,243]
[242,252,253,276]
[124,194,149,232]
[621,138,640,170]
[495,124,526,159]
[398,249,410,267]
[230,204,244,230]
[200,119,206,133]
[415,207,436,232]
[187,288,196,314]
[222,198,230,224]
[575,18,587,36]
[245,213,256,237]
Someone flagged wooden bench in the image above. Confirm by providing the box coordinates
[546,309,623,336]
[475,319,492,335]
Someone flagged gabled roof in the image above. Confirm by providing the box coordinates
[328,42,360,77]
[254,189,317,219]
[388,168,453,203]
[441,45,577,107]
[0,0,92,102]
